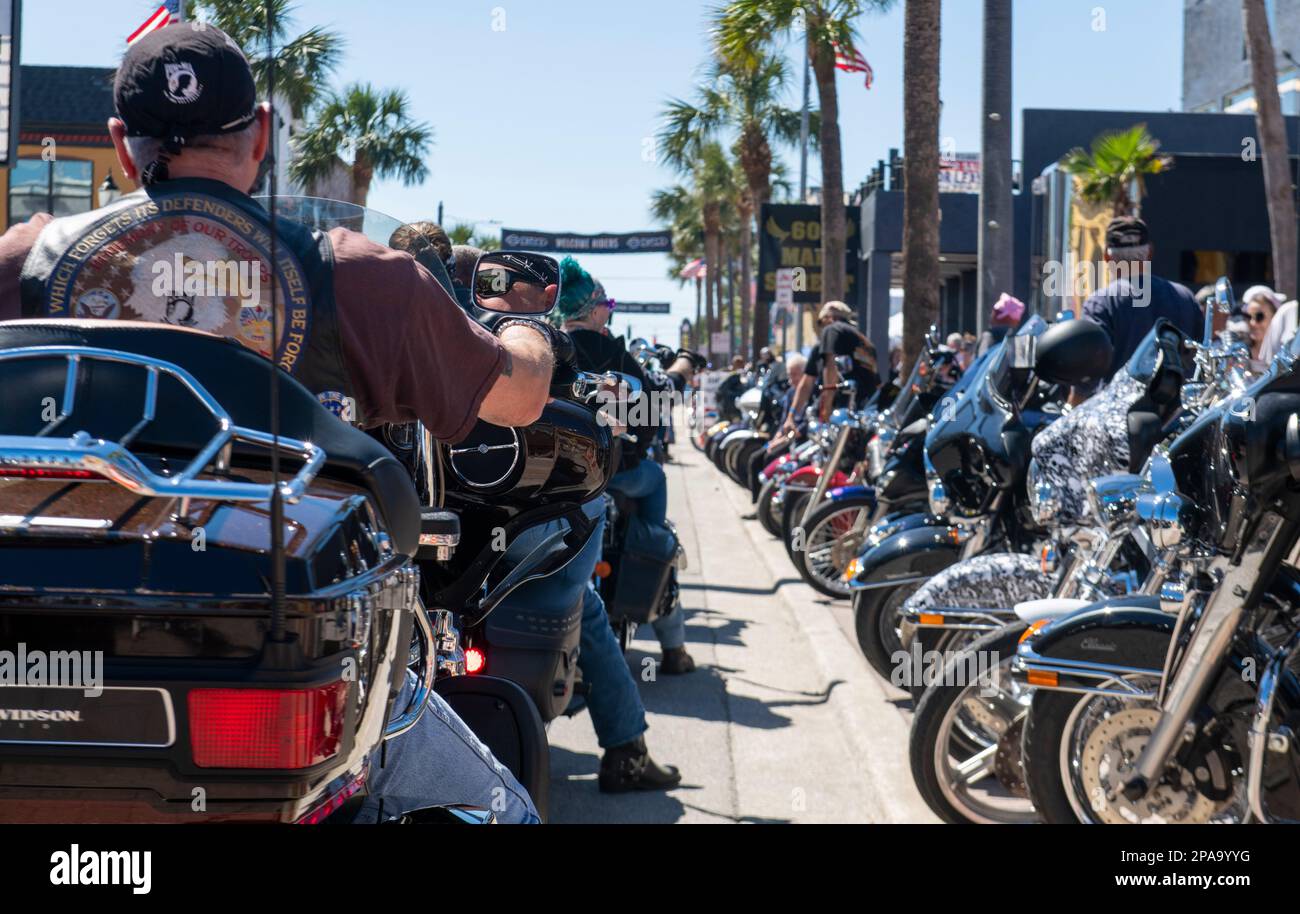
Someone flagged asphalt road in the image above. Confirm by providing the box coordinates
[545,424,939,824]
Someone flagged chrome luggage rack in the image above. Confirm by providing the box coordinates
[0,345,325,505]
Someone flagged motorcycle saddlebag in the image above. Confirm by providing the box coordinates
[606,514,677,624]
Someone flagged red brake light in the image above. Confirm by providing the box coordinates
[465,647,486,675]
[0,467,103,480]
[189,682,348,769]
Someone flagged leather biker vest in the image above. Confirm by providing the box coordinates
[18,178,353,405]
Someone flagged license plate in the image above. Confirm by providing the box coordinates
[0,685,174,747]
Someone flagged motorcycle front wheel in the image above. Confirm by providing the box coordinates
[791,495,874,599]
[1021,678,1248,824]
[756,477,784,538]
[852,580,924,678]
[908,623,1039,824]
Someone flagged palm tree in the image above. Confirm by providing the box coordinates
[652,141,739,361]
[1060,124,1173,218]
[1242,0,1298,298]
[290,84,433,207]
[715,0,895,310]
[192,0,343,120]
[447,222,502,252]
[651,184,708,347]
[658,54,813,359]
[901,0,941,376]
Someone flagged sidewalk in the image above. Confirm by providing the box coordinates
[545,425,937,823]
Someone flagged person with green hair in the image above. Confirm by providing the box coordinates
[490,256,692,791]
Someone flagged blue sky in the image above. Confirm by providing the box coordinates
[22,0,1187,342]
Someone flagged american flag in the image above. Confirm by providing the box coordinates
[128,1,182,45]
[679,258,707,280]
[833,41,874,90]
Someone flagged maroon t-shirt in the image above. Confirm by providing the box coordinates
[0,214,505,443]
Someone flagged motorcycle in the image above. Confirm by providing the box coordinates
[847,316,1067,676]
[0,196,616,824]
[905,311,1254,823]
[1015,278,1300,824]
[790,333,962,598]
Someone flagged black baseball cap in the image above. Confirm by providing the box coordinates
[115,23,258,143]
[1105,216,1150,249]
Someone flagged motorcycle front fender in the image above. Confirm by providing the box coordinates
[849,525,963,590]
[828,484,874,503]
[1013,595,1170,696]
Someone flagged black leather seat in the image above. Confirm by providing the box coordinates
[0,320,420,556]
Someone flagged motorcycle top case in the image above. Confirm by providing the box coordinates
[0,321,419,823]
[606,513,678,624]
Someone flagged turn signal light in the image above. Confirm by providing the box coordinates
[465,647,486,675]
[1019,618,1052,644]
[189,682,348,769]
[594,561,612,579]
[1026,670,1059,688]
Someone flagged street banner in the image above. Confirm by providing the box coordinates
[758,203,860,304]
[500,228,672,255]
[617,301,671,314]
[679,318,692,349]
[710,331,730,357]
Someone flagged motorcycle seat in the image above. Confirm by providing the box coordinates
[0,320,420,556]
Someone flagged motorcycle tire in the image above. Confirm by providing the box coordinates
[908,622,1040,824]
[791,495,875,599]
[780,491,812,562]
[756,477,784,538]
[852,581,925,680]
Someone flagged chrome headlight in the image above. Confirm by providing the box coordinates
[1134,453,1186,549]
[1086,473,1142,533]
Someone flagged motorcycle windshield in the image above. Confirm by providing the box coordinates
[255,196,411,249]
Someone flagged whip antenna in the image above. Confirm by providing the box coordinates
[264,1,289,646]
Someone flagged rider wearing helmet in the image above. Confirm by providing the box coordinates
[0,24,553,823]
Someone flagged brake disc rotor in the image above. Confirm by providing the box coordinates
[1077,708,1220,824]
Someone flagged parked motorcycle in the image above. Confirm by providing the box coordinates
[1015,278,1300,824]
[847,316,1067,676]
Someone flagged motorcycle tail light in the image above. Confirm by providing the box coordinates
[189,682,348,769]
[594,561,612,579]
[465,647,486,675]
[0,467,104,480]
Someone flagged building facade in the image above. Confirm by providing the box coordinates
[1183,0,1300,113]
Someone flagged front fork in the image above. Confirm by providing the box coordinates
[1124,512,1286,801]
[800,425,850,528]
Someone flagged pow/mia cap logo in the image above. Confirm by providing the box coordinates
[163,62,202,105]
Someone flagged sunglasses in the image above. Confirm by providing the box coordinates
[1248,311,1271,324]
[475,267,543,297]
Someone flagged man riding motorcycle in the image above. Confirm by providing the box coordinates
[0,25,551,822]
[551,256,697,674]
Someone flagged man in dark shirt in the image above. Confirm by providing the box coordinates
[816,301,879,417]
[1075,216,1203,400]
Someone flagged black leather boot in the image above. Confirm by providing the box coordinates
[659,646,696,675]
[598,736,682,793]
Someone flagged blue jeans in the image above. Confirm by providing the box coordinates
[357,671,541,824]
[499,501,648,749]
